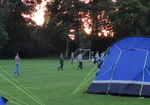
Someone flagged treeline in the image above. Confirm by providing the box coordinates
[0,0,149,58]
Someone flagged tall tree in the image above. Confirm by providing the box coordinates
[3,0,36,57]
[88,0,114,38]
[47,0,88,56]
[108,0,150,37]
[0,0,11,56]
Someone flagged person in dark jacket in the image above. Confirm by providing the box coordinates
[58,53,64,70]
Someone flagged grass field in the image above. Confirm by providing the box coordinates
[0,58,150,105]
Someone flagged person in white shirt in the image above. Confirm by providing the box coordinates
[76,52,83,70]
[90,51,95,65]
[95,51,100,64]
[12,53,21,76]
[70,52,74,64]
[100,51,105,60]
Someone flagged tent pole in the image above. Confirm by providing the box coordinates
[139,51,149,97]
[107,51,122,94]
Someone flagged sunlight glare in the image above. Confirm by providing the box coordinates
[22,0,53,26]
[79,0,92,4]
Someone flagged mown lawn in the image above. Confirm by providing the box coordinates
[0,58,150,105]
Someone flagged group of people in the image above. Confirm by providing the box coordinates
[90,51,105,65]
[11,50,105,76]
[11,52,82,76]
[58,52,83,71]
[57,50,105,71]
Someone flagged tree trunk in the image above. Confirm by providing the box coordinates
[65,39,69,57]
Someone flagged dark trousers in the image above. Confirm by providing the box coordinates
[58,62,64,70]
[78,62,83,70]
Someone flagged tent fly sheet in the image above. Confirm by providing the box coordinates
[86,36,150,97]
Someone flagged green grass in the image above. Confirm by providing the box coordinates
[0,58,150,105]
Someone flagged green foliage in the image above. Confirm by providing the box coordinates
[0,1,11,53]
[88,0,114,37]
[2,0,38,58]
[0,26,9,49]
[47,0,88,39]
[0,0,150,58]
[108,0,150,36]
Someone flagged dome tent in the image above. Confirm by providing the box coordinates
[0,96,8,105]
[86,36,150,97]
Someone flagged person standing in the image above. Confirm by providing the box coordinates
[70,52,74,64]
[100,51,105,60]
[97,51,105,68]
[76,52,83,70]
[90,51,95,65]
[58,53,64,71]
[12,53,21,76]
[95,51,100,64]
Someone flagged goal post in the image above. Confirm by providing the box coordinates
[73,48,91,61]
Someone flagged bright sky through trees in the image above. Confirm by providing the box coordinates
[22,0,115,38]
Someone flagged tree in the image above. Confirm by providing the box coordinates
[0,0,11,56]
[87,0,114,38]
[47,0,88,56]
[108,0,150,37]
[76,0,115,51]
[3,0,37,57]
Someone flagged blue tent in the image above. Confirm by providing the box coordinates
[86,36,150,97]
[0,96,8,105]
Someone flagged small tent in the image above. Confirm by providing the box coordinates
[86,36,150,97]
[0,96,8,105]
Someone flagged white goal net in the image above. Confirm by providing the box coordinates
[73,48,91,61]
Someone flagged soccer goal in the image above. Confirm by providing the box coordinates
[73,48,91,61]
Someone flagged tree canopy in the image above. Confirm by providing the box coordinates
[0,0,149,58]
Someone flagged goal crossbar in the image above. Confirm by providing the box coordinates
[73,48,91,61]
